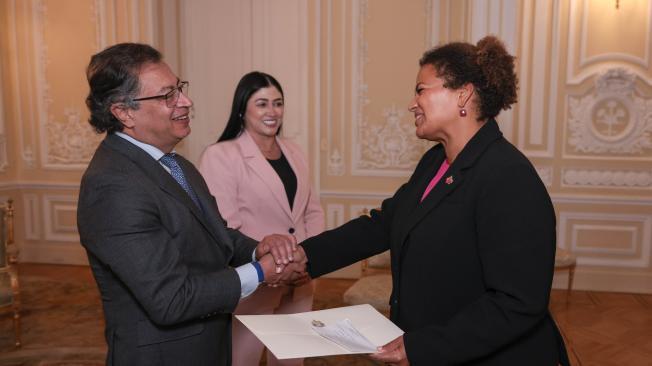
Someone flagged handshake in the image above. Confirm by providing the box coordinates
[254,234,310,287]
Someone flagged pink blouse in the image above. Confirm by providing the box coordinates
[420,159,450,202]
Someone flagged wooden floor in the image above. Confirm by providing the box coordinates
[9,264,652,366]
[549,289,652,366]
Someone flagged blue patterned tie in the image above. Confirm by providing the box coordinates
[159,153,202,210]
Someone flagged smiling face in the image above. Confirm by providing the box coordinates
[119,61,193,152]
[243,86,284,140]
[408,64,461,141]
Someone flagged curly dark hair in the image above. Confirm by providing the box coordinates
[419,36,518,121]
[85,43,162,134]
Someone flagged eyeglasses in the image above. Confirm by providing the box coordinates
[132,81,189,108]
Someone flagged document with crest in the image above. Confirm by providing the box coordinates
[235,304,404,359]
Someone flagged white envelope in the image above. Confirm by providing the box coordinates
[235,304,404,360]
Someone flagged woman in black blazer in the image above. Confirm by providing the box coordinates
[297,36,569,365]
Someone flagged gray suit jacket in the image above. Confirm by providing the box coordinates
[78,134,258,366]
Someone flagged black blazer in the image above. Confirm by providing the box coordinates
[302,120,569,365]
[77,134,258,366]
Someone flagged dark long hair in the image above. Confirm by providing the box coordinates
[218,71,284,142]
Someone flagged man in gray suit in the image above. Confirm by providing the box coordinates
[77,43,300,366]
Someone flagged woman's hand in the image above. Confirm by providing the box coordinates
[256,234,297,271]
[370,335,409,366]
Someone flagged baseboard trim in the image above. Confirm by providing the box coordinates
[20,243,89,266]
[553,268,652,294]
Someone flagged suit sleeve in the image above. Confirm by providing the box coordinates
[403,161,557,364]
[301,147,436,277]
[78,171,243,326]
[301,180,411,277]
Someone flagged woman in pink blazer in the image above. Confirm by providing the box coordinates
[198,72,324,366]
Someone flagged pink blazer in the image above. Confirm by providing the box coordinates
[198,130,324,243]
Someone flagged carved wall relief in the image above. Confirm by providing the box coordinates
[354,106,431,174]
[562,168,652,189]
[45,108,102,165]
[567,68,652,158]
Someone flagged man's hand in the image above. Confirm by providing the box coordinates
[255,234,297,272]
[369,335,409,366]
[284,246,310,286]
[258,253,307,286]
[287,271,311,287]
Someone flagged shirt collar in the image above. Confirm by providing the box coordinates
[114,132,176,161]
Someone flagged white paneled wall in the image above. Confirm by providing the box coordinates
[178,0,310,164]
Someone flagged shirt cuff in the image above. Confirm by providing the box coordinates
[235,263,259,298]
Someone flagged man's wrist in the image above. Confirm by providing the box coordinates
[252,261,264,283]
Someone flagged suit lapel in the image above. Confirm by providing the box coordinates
[103,135,228,250]
[398,161,463,244]
[238,131,294,220]
[178,156,235,257]
[397,119,504,247]
[394,146,447,247]
[278,138,307,223]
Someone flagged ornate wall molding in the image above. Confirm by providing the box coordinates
[354,105,431,176]
[326,203,345,230]
[517,0,559,157]
[562,168,652,189]
[348,0,368,176]
[578,0,651,69]
[45,108,103,167]
[0,135,7,172]
[34,0,155,169]
[23,194,40,240]
[535,165,553,187]
[425,0,440,48]
[351,0,434,177]
[567,0,652,85]
[9,0,37,168]
[93,0,156,50]
[0,56,7,172]
[325,0,361,176]
[350,204,377,220]
[320,190,391,201]
[558,211,652,268]
[327,149,344,176]
[552,194,652,206]
[0,181,80,190]
[42,194,79,242]
[566,68,652,159]
[34,0,97,169]
[571,224,638,255]
[469,0,520,141]
[312,0,322,188]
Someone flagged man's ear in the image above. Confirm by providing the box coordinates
[110,103,135,129]
[457,83,475,108]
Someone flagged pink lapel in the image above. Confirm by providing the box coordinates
[237,131,294,220]
[277,138,309,223]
